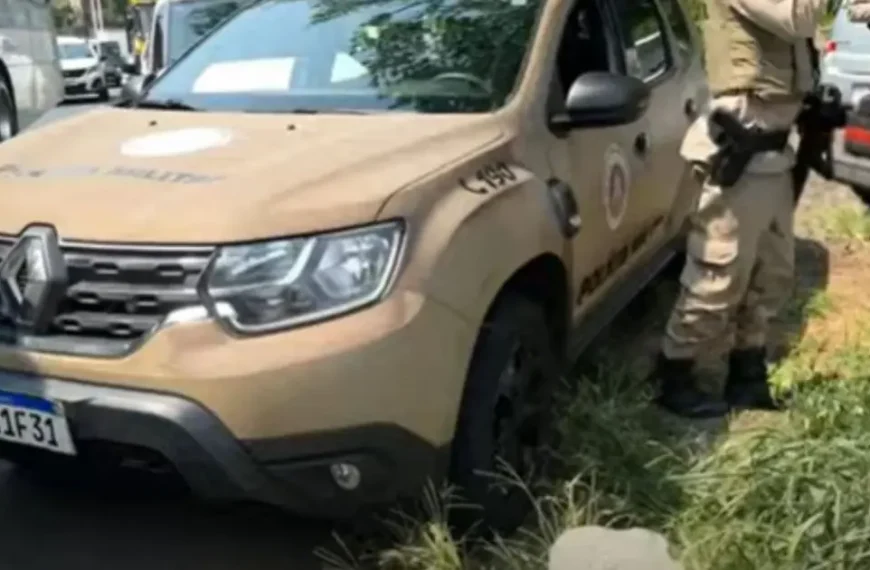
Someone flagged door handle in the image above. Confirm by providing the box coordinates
[684,98,697,119]
[634,132,648,156]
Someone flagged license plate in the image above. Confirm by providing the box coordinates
[0,390,76,455]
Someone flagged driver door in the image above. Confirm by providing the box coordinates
[545,0,658,319]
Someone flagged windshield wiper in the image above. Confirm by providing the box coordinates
[134,98,202,111]
[281,108,377,115]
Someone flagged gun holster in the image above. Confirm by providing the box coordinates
[706,109,790,188]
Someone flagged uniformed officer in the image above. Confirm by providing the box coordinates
[648,0,828,419]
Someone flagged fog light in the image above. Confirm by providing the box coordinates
[330,462,362,490]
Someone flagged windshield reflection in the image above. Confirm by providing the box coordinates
[168,0,246,65]
[143,0,542,114]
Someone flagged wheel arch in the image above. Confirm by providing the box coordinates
[481,253,571,358]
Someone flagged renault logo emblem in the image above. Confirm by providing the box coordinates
[0,225,67,333]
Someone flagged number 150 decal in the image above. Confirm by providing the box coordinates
[459,162,518,194]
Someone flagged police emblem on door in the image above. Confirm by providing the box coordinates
[602,143,631,231]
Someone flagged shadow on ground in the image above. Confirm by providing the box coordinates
[553,237,831,529]
[0,465,333,570]
[768,238,831,363]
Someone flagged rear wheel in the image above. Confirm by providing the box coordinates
[0,74,18,143]
[449,293,562,535]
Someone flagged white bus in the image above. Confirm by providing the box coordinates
[0,0,64,142]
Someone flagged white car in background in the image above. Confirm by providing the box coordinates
[57,36,109,102]
[0,0,64,142]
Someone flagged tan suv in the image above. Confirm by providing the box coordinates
[0,0,707,531]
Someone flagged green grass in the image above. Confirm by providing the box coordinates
[318,211,870,570]
[805,205,870,243]
[321,356,870,570]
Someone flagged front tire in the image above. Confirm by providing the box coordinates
[0,74,19,143]
[449,293,562,535]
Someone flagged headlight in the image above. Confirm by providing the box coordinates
[86,64,102,75]
[201,221,404,334]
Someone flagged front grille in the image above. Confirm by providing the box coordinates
[63,69,86,79]
[0,237,215,357]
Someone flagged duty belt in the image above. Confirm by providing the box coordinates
[706,108,790,188]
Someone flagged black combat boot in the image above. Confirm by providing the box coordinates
[724,347,786,411]
[649,353,729,419]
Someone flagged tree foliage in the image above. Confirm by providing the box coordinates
[311,0,540,112]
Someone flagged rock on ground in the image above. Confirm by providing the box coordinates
[548,526,683,570]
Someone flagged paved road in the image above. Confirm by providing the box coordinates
[0,464,333,570]
[3,95,334,570]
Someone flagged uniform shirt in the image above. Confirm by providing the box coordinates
[680,0,828,172]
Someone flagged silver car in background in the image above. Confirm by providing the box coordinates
[820,0,870,202]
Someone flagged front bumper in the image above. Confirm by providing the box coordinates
[0,292,475,517]
[63,72,105,96]
[0,370,447,518]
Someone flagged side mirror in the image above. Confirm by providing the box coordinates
[550,72,651,131]
[119,73,153,104]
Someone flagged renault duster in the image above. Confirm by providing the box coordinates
[0,0,707,532]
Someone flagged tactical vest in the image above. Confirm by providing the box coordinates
[703,0,804,103]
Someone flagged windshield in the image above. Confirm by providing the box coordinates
[98,41,125,64]
[59,42,94,60]
[168,0,244,65]
[144,0,542,114]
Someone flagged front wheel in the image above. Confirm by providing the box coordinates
[449,293,562,535]
[0,75,19,143]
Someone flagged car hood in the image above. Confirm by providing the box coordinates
[0,107,503,243]
[60,57,98,71]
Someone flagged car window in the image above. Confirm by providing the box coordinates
[552,0,615,100]
[0,0,10,28]
[612,0,671,81]
[144,0,545,115]
[656,0,693,59]
[832,2,870,46]
[58,42,94,59]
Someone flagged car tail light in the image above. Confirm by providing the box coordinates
[825,40,837,54]
[845,125,870,145]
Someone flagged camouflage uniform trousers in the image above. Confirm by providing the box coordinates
[661,164,795,360]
